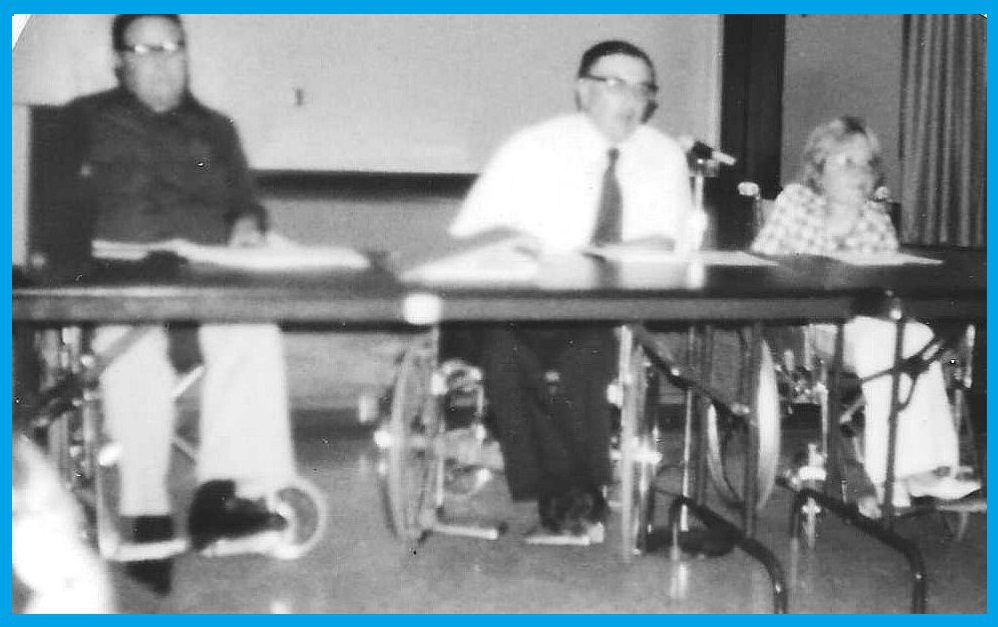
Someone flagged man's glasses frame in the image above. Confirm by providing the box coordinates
[119,41,186,57]
[582,74,658,100]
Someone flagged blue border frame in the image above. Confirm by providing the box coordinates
[5,5,994,621]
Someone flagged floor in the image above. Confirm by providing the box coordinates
[103,407,987,615]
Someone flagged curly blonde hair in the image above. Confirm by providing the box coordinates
[800,116,885,195]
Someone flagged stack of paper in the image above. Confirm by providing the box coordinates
[93,238,185,261]
[822,251,943,266]
[587,244,776,267]
[92,238,369,271]
[403,238,540,284]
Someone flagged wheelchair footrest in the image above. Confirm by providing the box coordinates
[936,495,987,513]
[197,529,286,557]
[524,522,604,546]
[105,536,189,562]
[432,520,507,541]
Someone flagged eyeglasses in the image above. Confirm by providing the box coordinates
[582,74,658,100]
[120,41,186,57]
[825,153,874,172]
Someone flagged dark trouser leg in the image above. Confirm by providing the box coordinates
[482,324,616,527]
[551,326,617,490]
[481,325,572,501]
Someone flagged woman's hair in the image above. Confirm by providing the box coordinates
[800,115,885,194]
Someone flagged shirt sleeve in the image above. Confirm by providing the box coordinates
[450,133,533,239]
[218,118,269,233]
[665,141,698,246]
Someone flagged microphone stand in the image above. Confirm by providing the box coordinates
[674,153,717,535]
[681,153,718,254]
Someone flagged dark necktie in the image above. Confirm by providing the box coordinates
[591,148,622,245]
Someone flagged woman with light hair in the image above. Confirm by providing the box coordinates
[753,116,980,513]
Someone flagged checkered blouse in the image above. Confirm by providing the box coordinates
[750,183,899,255]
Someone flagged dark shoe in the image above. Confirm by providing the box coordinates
[585,487,609,525]
[126,559,173,596]
[539,484,608,534]
[122,515,177,596]
[188,480,287,555]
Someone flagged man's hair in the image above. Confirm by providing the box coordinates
[111,14,184,51]
[801,115,885,194]
[577,40,656,84]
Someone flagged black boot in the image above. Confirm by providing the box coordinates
[124,515,175,596]
[188,480,286,553]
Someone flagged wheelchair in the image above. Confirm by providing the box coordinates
[373,329,507,544]
[777,322,985,548]
[373,323,783,562]
[24,325,328,562]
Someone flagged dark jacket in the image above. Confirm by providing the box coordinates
[63,87,267,250]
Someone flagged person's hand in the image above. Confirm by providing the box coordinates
[512,235,545,259]
[228,216,266,248]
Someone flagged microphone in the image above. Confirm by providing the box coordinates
[678,136,737,166]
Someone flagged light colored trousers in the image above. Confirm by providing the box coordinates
[94,324,296,517]
[813,316,958,484]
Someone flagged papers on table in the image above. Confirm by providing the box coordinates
[586,244,777,267]
[691,250,778,267]
[820,251,944,266]
[402,237,540,284]
[92,238,370,271]
[93,238,186,261]
[402,237,788,286]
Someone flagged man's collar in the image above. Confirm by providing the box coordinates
[577,112,641,151]
[113,85,197,117]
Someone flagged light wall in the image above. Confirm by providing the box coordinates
[13,14,722,173]
[782,14,903,192]
[12,105,30,266]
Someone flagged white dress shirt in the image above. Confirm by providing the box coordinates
[451,113,696,253]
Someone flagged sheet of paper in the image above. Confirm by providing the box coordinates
[174,242,370,271]
[93,238,370,271]
[586,245,776,266]
[402,237,540,284]
[692,250,778,266]
[822,251,944,266]
[92,238,185,260]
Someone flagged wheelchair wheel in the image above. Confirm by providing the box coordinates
[619,330,658,562]
[705,340,781,512]
[376,335,442,542]
[45,409,81,495]
[269,477,328,560]
[37,363,105,549]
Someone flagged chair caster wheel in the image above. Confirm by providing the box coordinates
[267,477,328,560]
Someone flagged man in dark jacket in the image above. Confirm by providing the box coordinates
[64,14,299,595]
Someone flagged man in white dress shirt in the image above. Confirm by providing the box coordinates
[450,40,697,540]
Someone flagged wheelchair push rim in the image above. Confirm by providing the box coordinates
[619,328,658,562]
[375,336,441,542]
[705,341,781,512]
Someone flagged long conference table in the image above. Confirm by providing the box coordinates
[12,247,984,324]
[11,245,986,613]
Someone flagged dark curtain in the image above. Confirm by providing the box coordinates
[900,15,986,248]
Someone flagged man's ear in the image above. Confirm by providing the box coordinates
[112,54,124,83]
[642,100,658,123]
[574,79,590,112]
